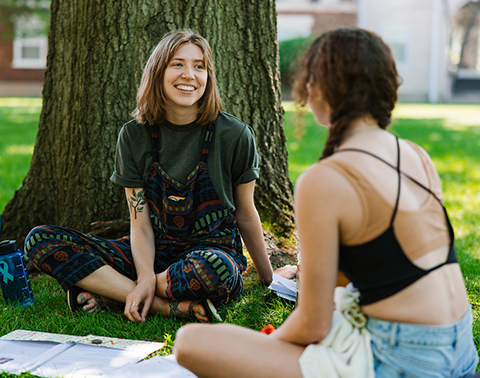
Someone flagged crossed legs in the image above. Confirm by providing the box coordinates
[74,265,208,321]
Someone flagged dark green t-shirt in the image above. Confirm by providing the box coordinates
[110,112,259,213]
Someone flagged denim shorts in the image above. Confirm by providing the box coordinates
[367,306,479,377]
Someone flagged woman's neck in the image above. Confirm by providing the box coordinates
[165,105,199,125]
[340,115,382,145]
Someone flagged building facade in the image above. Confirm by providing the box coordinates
[0,1,478,101]
[277,0,479,103]
[0,13,47,97]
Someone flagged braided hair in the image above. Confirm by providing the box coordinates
[292,28,401,159]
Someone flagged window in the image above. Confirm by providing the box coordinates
[277,15,315,41]
[380,20,409,65]
[11,15,48,69]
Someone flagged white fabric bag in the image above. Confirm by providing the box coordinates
[298,286,374,378]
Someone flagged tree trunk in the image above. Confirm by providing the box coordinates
[458,2,480,69]
[1,0,295,249]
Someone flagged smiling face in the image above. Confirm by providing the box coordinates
[162,43,208,124]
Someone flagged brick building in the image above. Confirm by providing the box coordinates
[0,0,477,101]
[0,14,47,97]
[276,0,479,103]
[276,0,357,41]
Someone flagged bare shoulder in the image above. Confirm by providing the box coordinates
[296,160,356,199]
[295,159,364,241]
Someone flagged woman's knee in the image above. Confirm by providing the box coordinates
[167,249,243,302]
[191,250,240,285]
[24,225,73,272]
[174,323,209,366]
[24,225,49,260]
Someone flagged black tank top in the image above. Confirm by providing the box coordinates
[336,137,458,305]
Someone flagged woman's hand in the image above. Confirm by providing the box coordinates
[274,264,297,280]
[124,275,156,322]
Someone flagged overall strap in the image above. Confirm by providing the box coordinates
[149,124,159,159]
[201,122,215,162]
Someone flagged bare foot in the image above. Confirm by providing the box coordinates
[77,291,121,313]
[76,291,100,312]
[179,300,209,322]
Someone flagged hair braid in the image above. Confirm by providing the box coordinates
[322,114,352,158]
[292,28,401,159]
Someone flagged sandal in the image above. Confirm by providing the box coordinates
[90,293,123,312]
[169,298,222,322]
[67,285,84,313]
[67,286,122,313]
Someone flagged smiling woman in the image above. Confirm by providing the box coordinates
[23,29,295,325]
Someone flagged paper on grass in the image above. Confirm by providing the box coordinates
[31,342,148,378]
[0,339,197,378]
[1,329,163,354]
[0,329,83,344]
[0,339,59,375]
[268,273,297,302]
[0,329,165,378]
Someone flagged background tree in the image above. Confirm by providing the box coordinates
[455,1,480,69]
[1,0,295,256]
[0,0,50,39]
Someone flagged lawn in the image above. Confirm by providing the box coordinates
[0,99,480,377]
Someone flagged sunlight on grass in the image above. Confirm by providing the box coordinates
[282,101,303,112]
[5,145,34,155]
[392,103,480,126]
[0,97,42,107]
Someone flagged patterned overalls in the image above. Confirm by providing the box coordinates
[25,120,247,305]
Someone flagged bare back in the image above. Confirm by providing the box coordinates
[326,130,468,325]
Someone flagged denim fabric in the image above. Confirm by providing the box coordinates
[367,307,478,377]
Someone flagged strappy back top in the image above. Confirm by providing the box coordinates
[322,137,458,305]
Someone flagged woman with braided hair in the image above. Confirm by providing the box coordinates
[173,28,478,377]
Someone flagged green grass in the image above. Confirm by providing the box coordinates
[1,100,480,376]
[0,98,41,214]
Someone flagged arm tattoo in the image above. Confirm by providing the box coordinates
[128,189,147,219]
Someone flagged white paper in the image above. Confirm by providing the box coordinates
[21,342,75,373]
[105,356,198,378]
[0,340,59,374]
[1,329,163,354]
[275,291,297,302]
[31,343,147,378]
[268,273,297,302]
[0,329,169,378]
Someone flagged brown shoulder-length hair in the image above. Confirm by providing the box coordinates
[292,28,401,159]
[132,29,222,126]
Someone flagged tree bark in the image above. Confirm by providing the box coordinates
[1,0,295,249]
